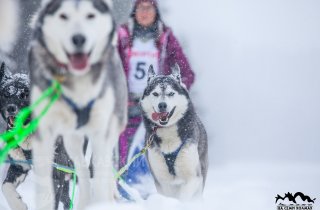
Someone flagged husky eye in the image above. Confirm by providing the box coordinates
[87,13,95,19]
[59,13,68,20]
[152,92,159,97]
[20,89,29,99]
[20,93,25,99]
[168,92,175,97]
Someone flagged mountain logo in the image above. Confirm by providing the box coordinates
[275,192,316,210]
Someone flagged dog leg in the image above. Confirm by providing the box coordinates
[53,170,66,210]
[2,164,30,210]
[91,136,114,203]
[64,134,90,210]
[178,177,203,201]
[91,116,120,203]
[60,179,71,210]
[33,134,56,210]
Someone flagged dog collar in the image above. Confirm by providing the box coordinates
[53,64,68,83]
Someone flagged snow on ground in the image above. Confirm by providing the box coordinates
[1,162,320,210]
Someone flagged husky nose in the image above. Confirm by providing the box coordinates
[158,102,167,112]
[72,34,86,48]
[7,104,17,114]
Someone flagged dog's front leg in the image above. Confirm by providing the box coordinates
[32,133,56,210]
[91,135,115,203]
[178,177,203,201]
[63,134,90,210]
[91,116,120,203]
[2,163,30,210]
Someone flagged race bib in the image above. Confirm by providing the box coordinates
[128,38,159,95]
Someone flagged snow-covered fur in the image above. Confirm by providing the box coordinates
[0,62,29,131]
[140,65,208,200]
[29,0,127,209]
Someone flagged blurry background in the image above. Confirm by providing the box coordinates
[161,0,320,165]
[159,0,320,209]
[0,0,319,209]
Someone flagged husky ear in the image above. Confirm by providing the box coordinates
[171,63,181,83]
[147,65,156,84]
[41,0,53,7]
[0,62,5,83]
[102,0,113,8]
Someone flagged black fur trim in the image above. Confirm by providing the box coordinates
[92,0,110,13]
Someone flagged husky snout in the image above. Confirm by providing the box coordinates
[6,104,18,115]
[72,34,86,49]
[4,104,17,128]
[67,34,90,71]
[158,102,167,112]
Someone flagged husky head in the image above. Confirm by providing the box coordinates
[33,0,114,76]
[0,62,30,130]
[141,64,190,127]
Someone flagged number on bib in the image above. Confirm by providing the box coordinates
[135,62,146,80]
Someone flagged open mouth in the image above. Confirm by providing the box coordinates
[67,51,92,71]
[151,106,176,126]
[6,116,15,129]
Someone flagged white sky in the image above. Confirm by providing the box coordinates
[162,0,320,164]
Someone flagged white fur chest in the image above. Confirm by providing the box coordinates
[156,125,182,154]
[62,70,106,107]
[147,125,201,184]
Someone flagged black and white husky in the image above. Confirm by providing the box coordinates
[0,62,32,210]
[140,65,208,200]
[29,0,127,209]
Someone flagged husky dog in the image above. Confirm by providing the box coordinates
[140,65,208,200]
[0,62,32,210]
[29,0,127,209]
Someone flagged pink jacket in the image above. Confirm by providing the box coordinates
[117,20,195,90]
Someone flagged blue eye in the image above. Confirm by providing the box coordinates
[168,92,175,97]
[152,92,159,97]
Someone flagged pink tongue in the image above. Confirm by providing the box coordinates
[69,54,88,70]
[152,112,168,121]
[8,116,14,127]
